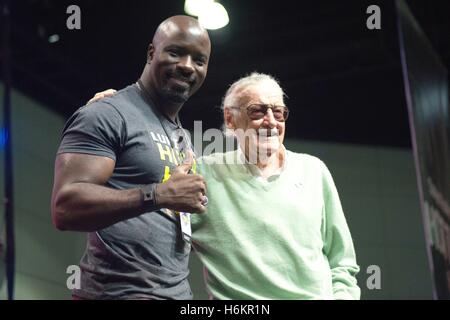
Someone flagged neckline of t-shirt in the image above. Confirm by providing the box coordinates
[133,82,179,128]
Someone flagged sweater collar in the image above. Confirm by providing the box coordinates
[236,145,288,180]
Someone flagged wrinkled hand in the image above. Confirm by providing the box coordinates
[155,151,207,214]
[87,89,117,105]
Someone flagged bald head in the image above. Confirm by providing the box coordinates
[153,15,210,52]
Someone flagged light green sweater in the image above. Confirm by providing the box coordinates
[191,149,360,300]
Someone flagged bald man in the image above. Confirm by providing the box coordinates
[51,16,211,300]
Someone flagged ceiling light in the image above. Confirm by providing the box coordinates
[198,2,229,30]
[48,34,60,43]
[184,0,213,17]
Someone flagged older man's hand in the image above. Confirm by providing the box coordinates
[87,89,117,105]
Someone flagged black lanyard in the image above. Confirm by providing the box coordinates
[136,80,193,155]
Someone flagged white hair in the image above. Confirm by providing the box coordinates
[221,72,286,135]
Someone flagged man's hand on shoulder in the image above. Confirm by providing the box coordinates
[87,89,117,105]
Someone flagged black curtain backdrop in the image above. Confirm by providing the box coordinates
[398,0,450,300]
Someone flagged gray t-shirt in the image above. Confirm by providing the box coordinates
[58,83,193,299]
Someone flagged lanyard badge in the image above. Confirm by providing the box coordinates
[180,212,192,243]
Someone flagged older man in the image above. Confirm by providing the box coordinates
[191,72,360,300]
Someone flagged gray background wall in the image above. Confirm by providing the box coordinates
[0,89,434,299]
[0,87,85,299]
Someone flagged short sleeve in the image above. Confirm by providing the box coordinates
[57,102,125,161]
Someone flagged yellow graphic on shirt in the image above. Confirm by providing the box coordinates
[149,130,197,183]
[156,143,180,165]
[162,165,171,183]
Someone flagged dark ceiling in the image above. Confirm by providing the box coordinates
[5,0,450,148]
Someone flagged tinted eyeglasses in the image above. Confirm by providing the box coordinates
[231,104,289,122]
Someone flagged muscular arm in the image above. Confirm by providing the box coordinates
[51,152,207,232]
[51,153,145,232]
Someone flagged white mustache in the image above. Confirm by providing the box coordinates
[257,128,279,137]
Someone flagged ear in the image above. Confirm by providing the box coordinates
[147,43,155,64]
[224,107,235,130]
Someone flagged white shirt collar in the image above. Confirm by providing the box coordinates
[236,145,288,180]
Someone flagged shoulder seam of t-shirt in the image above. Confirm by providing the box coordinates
[58,100,126,159]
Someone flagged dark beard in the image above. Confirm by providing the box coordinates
[161,86,189,103]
